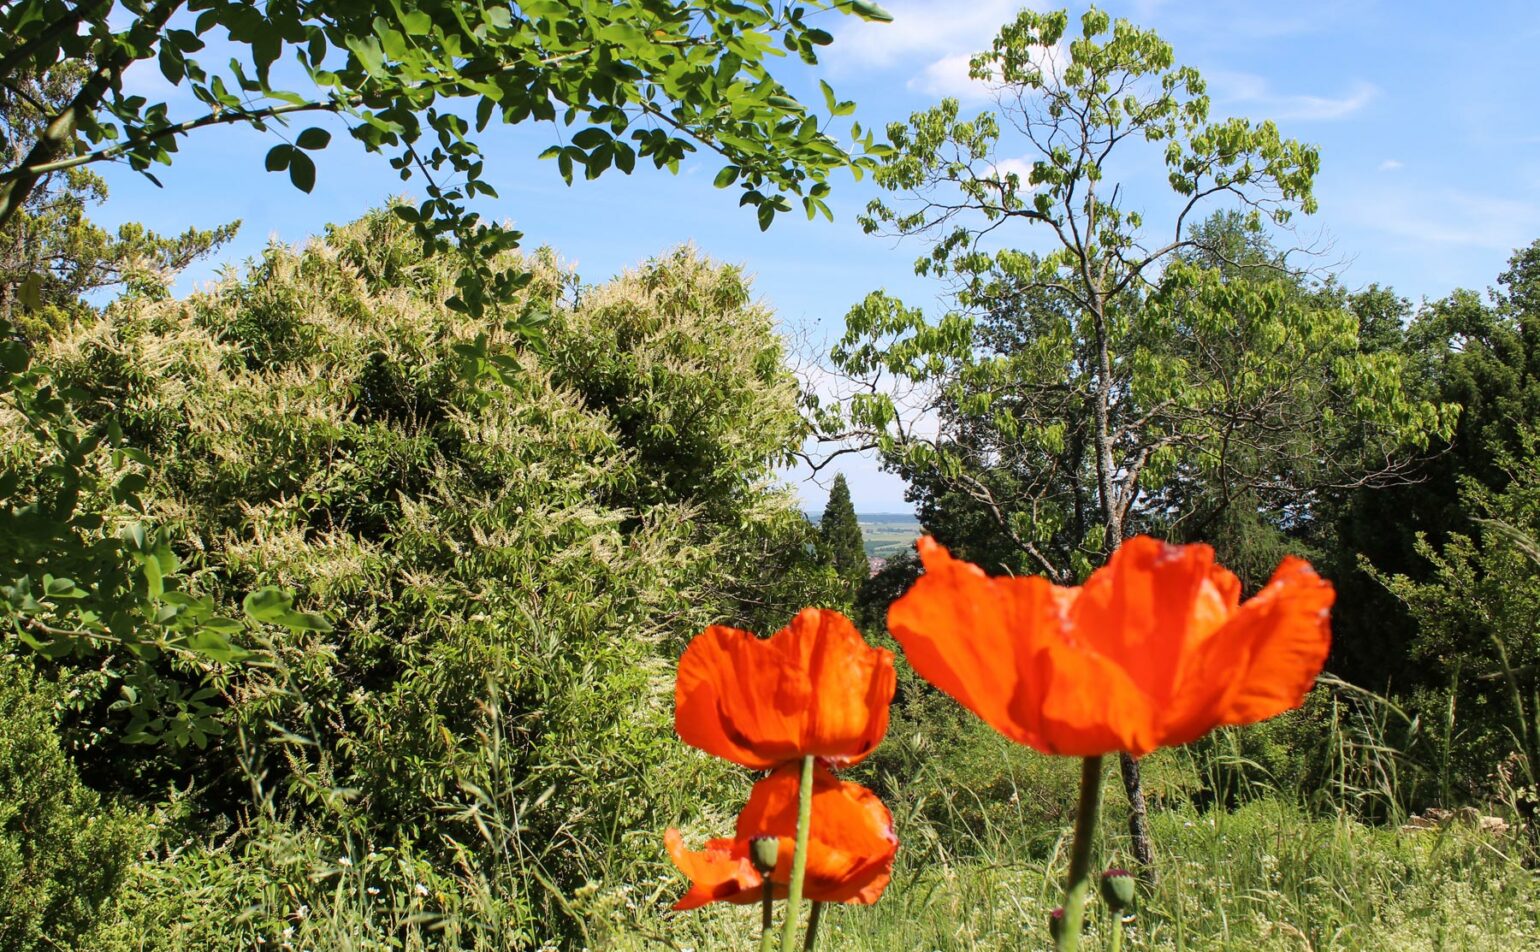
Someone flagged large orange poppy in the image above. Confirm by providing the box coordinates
[675,608,897,770]
[666,762,898,910]
[887,535,1334,757]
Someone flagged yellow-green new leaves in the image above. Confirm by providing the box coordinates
[828,5,1447,588]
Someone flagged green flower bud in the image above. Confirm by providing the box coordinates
[1100,868,1136,912]
[749,836,780,875]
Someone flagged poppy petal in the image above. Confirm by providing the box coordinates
[889,535,1333,758]
[1069,537,1238,702]
[735,762,897,905]
[887,537,1059,747]
[1158,557,1333,747]
[1217,556,1334,723]
[675,609,895,770]
[1028,639,1160,756]
[665,829,762,910]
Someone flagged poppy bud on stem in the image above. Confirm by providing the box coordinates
[751,837,779,952]
[1056,755,1105,952]
[779,755,816,952]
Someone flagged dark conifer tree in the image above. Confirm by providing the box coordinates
[820,473,868,590]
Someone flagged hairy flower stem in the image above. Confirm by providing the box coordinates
[1109,915,1124,952]
[1058,755,1105,952]
[780,755,815,952]
[802,902,824,951]
[758,880,775,952]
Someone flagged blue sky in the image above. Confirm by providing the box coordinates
[90,0,1540,512]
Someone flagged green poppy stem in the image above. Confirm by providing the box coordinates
[802,901,824,951]
[758,878,775,952]
[1057,755,1105,952]
[1109,914,1124,952]
[780,755,816,952]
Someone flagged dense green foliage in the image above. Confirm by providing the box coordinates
[2,210,839,946]
[0,663,146,951]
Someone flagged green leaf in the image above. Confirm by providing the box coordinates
[847,0,895,23]
[345,34,386,76]
[295,127,332,150]
[242,586,293,623]
[186,629,242,663]
[571,127,611,150]
[280,611,333,633]
[43,576,80,598]
[141,554,164,599]
[399,9,432,35]
[713,165,740,188]
[288,151,317,193]
[18,272,42,312]
[265,144,292,172]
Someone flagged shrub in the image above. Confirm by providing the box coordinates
[0,659,147,950]
[21,209,839,946]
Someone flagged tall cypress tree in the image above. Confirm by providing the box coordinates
[820,473,868,589]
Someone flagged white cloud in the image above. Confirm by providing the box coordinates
[829,0,1032,71]
[992,157,1035,181]
[906,35,1065,105]
[1377,159,1404,172]
[907,52,991,101]
[1343,186,1540,251]
[1208,71,1378,121]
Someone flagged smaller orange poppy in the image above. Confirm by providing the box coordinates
[675,608,896,770]
[887,535,1334,757]
[666,762,898,910]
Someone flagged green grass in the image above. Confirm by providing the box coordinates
[607,784,1539,951]
[581,695,1540,951]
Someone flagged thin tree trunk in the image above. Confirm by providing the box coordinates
[1089,291,1159,885]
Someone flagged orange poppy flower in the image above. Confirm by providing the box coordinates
[666,762,898,910]
[675,608,896,770]
[887,535,1334,757]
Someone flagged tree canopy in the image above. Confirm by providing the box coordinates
[815,5,1452,878]
[1,0,892,319]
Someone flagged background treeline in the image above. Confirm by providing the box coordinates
[856,228,1540,816]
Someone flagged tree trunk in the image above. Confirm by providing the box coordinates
[1118,752,1156,880]
[1089,293,1159,886]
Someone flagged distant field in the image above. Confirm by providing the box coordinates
[805,512,920,558]
[858,512,920,558]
